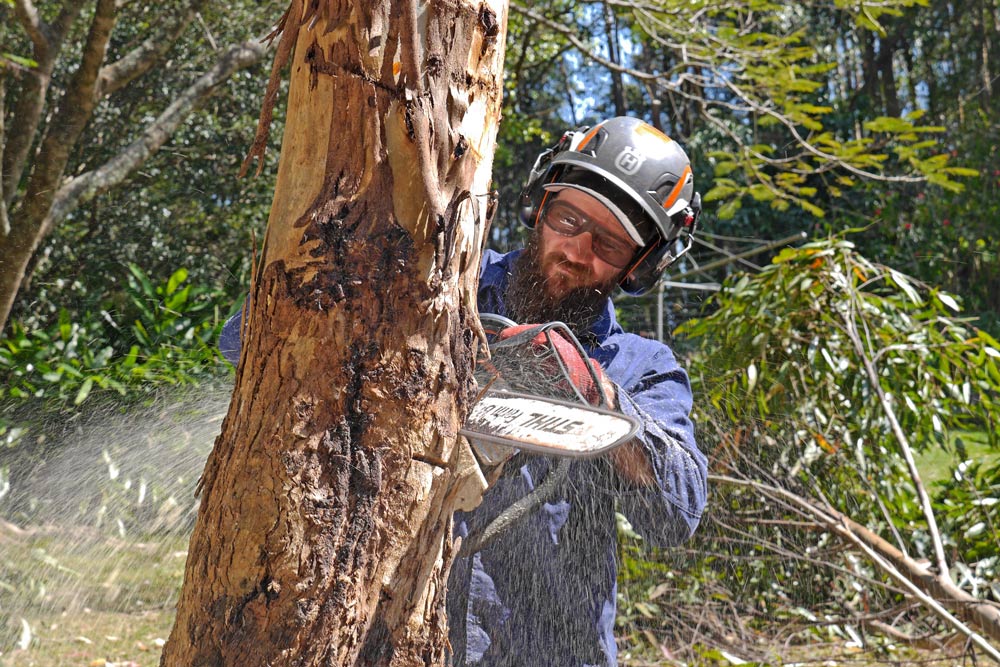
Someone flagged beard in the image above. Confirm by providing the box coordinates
[504,233,619,339]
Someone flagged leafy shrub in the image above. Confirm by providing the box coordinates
[0,264,226,405]
[0,266,232,545]
[0,264,231,456]
[618,236,1000,658]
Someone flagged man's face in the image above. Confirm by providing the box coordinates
[535,188,639,300]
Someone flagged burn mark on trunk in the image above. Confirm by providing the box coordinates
[426,53,443,78]
[478,4,501,57]
[289,186,422,312]
[478,5,500,38]
[403,100,416,139]
[394,347,430,402]
[227,572,281,630]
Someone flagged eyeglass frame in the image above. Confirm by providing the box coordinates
[538,198,641,268]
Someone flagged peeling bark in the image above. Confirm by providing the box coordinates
[161,1,508,666]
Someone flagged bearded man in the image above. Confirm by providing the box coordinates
[447,116,708,667]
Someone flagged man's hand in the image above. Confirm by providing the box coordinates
[609,442,656,486]
[498,324,614,407]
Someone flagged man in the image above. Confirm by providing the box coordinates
[447,116,707,667]
[219,116,707,667]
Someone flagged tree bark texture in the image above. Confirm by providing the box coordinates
[161,1,507,665]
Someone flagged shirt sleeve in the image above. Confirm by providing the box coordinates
[218,304,245,366]
[600,338,708,547]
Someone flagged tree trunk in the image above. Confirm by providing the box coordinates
[160,1,507,666]
[0,4,266,331]
[876,27,900,118]
[603,2,627,117]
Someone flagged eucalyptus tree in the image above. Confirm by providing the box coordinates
[507,0,977,220]
[679,237,1000,650]
[160,1,508,664]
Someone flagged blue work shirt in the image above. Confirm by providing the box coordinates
[217,249,707,666]
[448,249,706,667]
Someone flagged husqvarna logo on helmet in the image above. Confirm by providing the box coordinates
[615,146,645,175]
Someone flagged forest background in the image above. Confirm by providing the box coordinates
[0,0,998,665]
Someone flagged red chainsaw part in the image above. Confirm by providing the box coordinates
[496,324,607,406]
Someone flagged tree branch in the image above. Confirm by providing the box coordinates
[46,38,270,233]
[515,0,933,189]
[838,272,951,580]
[511,1,656,84]
[17,0,117,229]
[710,473,1000,655]
[2,2,84,210]
[0,77,9,236]
[12,0,52,55]
[97,0,208,97]
[720,78,927,183]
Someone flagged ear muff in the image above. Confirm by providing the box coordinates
[618,195,701,296]
[619,239,670,296]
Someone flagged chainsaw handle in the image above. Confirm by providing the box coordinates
[479,313,517,344]
[493,321,609,409]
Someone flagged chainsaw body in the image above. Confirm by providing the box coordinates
[460,314,639,466]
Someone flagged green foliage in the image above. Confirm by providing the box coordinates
[857,111,1000,337]
[932,453,1000,589]
[675,236,999,600]
[620,0,972,221]
[0,264,225,409]
[6,0,283,333]
[681,236,998,452]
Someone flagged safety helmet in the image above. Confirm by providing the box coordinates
[518,116,701,296]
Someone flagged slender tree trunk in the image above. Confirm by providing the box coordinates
[977,0,994,103]
[877,28,901,118]
[860,30,882,112]
[0,3,265,331]
[603,2,627,116]
[160,1,507,665]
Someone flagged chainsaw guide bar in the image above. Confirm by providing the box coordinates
[460,390,640,461]
[459,314,641,465]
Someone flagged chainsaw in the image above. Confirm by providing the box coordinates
[453,314,640,555]
[460,314,639,467]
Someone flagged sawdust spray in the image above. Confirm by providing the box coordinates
[0,382,231,652]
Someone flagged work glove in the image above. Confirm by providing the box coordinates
[496,324,614,407]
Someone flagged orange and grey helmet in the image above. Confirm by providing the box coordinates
[519,116,701,296]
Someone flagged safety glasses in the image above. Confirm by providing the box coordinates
[540,200,639,268]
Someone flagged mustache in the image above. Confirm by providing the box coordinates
[546,254,588,280]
